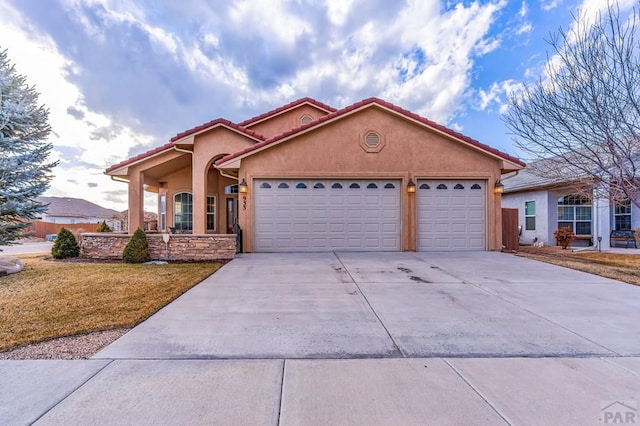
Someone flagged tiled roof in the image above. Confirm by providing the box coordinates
[169,118,265,143]
[238,97,337,127]
[217,97,526,168]
[105,142,175,174]
[106,119,266,174]
[37,196,120,219]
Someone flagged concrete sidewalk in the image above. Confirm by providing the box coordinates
[2,252,639,425]
[2,357,639,424]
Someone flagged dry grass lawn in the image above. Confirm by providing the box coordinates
[0,255,220,351]
[516,246,640,286]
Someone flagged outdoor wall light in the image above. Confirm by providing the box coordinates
[494,181,504,194]
[238,179,248,194]
[239,178,248,211]
[407,179,416,193]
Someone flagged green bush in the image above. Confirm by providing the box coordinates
[51,227,80,259]
[122,228,150,263]
[554,226,575,249]
[96,220,112,232]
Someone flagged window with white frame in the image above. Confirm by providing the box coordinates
[557,195,592,236]
[614,199,632,230]
[160,194,166,231]
[174,192,193,231]
[206,195,216,231]
[525,201,536,230]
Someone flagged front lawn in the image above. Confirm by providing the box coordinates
[516,246,640,286]
[0,255,220,351]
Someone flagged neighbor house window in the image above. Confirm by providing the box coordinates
[614,199,632,230]
[174,192,193,231]
[160,194,166,231]
[525,201,536,230]
[206,195,216,231]
[557,195,592,236]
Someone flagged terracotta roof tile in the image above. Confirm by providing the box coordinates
[105,142,174,174]
[106,120,266,175]
[217,97,526,167]
[169,118,265,142]
[239,97,337,127]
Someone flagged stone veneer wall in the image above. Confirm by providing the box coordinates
[80,233,236,261]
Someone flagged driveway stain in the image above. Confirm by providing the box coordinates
[410,276,431,283]
[397,266,413,273]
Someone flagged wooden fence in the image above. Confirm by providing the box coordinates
[501,208,520,251]
[24,221,101,239]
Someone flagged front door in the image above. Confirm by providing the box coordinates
[227,197,237,234]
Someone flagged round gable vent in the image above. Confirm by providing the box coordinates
[364,131,381,148]
[300,114,313,125]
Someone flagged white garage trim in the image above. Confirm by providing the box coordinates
[254,179,401,252]
[417,180,486,251]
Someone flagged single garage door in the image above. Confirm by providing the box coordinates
[254,179,401,252]
[417,180,486,251]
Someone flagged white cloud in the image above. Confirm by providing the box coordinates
[1,0,516,210]
[516,22,533,34]
[541,0,561,11]
[0,1,155,211]
[476,79,525,114]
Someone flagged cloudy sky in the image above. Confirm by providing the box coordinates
[0,0,634,211]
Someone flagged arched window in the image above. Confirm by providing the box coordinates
[174,192,193,231]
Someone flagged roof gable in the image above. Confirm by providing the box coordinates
[170,118,265,143]
[216,97,525,169]
[239,97,336,128]
[106,120,265,175]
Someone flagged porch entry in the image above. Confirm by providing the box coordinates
[227,198,238,234]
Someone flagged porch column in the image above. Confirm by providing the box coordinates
[128,170,144,233]
[192,164,206,234]
[594,193,611,250]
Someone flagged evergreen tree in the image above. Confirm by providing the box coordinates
[96,220,112,232]
[0,48,56,247]
[51,227,80,259]
[122,228,150,263]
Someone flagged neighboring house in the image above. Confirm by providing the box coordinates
[36,196,122,231]
[106,97,524,252]
[117,210,158,232]
[502,166,638,249]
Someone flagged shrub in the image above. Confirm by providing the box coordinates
[122,228,150,263]
[51,227,80,259]
[96,221,112,232]
[554,227,575,249]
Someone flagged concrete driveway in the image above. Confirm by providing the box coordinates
[3,252,640,425]
[95,251,640,359]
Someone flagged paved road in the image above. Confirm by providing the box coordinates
[0,241,52,255]
[1,252,639,425]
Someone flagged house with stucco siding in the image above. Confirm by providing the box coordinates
[105,97,524,253]
[502,166,639,250]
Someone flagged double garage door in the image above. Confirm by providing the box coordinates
[254,178,485,252]
[254,179,401,252]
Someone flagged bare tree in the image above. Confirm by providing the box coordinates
[504,2,640,206]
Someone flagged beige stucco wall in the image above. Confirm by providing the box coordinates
[245,104,331,138]
[237,106,504,252]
